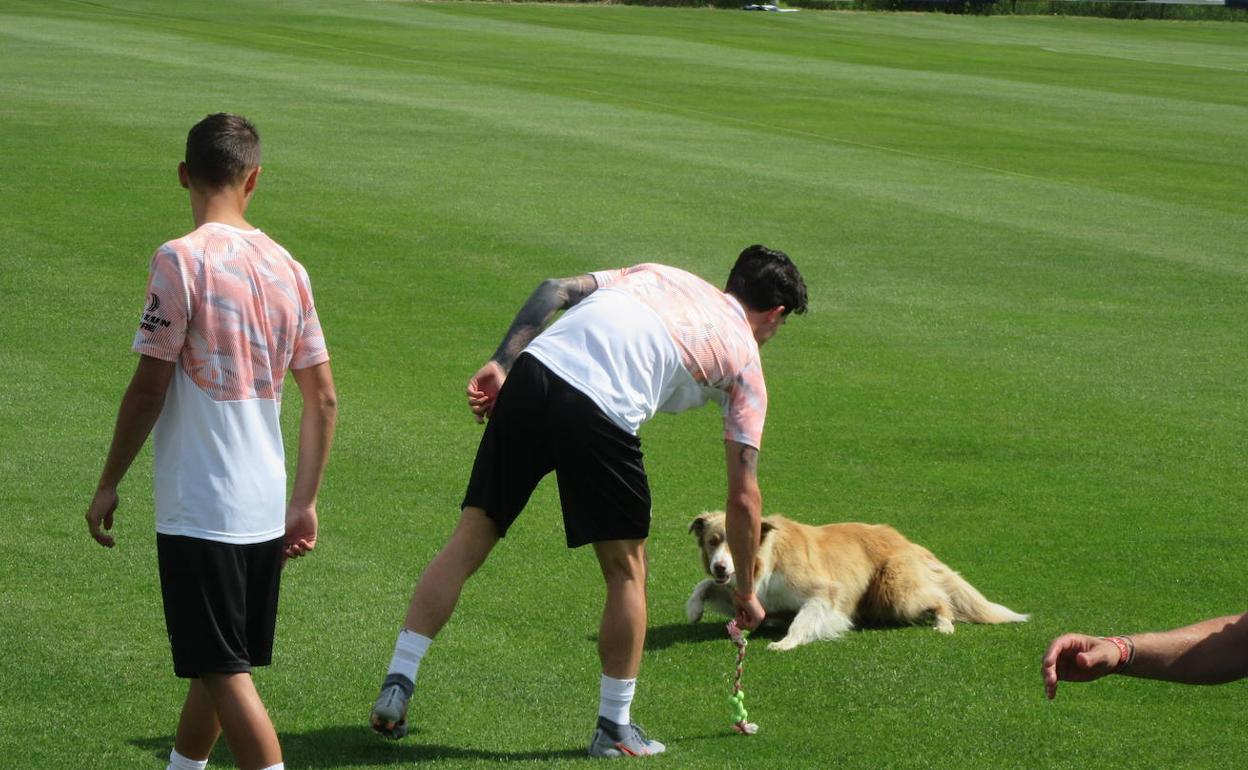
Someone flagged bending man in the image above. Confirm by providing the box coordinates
[371,246,807,757]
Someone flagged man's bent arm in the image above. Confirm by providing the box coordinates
[86,355,175,546]
[489,274,597,371]
[724,440,765,629]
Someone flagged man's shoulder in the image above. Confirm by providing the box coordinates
[149,231,198,273]
[238,228,301,267]
[635,262,693,279]
[156,223,224,261]
[606,262,717,291]
[158,227,201,254]
[251,232,300,270]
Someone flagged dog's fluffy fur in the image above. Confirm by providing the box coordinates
[686,511,1027,651]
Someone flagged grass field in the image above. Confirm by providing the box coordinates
[2,1,1247,767]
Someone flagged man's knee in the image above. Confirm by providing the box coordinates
[594,540,647,583]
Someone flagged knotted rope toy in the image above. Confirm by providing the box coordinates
[726,619,760,735]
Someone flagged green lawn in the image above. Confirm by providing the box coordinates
[1,1,1246,767]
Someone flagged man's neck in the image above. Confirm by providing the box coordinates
[190,189,253,230]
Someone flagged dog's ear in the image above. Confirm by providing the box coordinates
[760,518,777,541]
[689,513,710,536]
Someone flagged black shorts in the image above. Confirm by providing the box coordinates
[156,534,283,679]
[462,353,652,548]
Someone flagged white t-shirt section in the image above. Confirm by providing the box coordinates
[152,367,287,544]
[525,288,723,435]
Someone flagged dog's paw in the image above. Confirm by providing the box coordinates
[685,597,705,623]
[934,617,955,634]
[767,639,799,652]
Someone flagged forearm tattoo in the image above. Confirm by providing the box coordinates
[490,274,598,370]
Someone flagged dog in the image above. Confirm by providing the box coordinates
[686,511,1027,651]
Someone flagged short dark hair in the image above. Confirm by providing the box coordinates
[725,244,808,315]
[184,113,261,189]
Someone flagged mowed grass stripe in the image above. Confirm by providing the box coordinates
[4,8,1245,277]
[7,5,1248,146]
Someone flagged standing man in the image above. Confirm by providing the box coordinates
[371,246,807,757]
[84,113,337,770]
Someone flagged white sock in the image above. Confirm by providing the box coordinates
[598,674,636,726]
[387,629,433,682]
[167,749,208,770]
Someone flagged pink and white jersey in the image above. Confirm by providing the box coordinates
[133,222,329,544]
[524,263,766,448]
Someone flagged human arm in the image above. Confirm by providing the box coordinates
[466,274,598,422]
[1041,612,1248,699]
[283,361,338,562]
[724,439,765,630]
[85,354,175,547]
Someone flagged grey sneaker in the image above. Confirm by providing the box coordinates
[370,673,414,740]
[588,716,666,758]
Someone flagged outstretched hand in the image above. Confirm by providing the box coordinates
[284,503,318,564]
[1041,633,1121,699]
[85,487,120,548]
[466,360,506,423]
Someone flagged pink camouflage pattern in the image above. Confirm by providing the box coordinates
[133,223,328,401]
[592,263,767,449]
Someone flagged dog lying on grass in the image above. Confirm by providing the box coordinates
[686,511,1028,650]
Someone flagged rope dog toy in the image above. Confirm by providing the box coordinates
[726,619,760,735]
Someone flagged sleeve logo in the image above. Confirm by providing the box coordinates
[140,293,172,332]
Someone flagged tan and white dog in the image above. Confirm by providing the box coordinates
[686,511,1027,651]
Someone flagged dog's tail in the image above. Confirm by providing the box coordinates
[936,562,1029,625]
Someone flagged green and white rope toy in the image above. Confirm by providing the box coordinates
[726,619,760,735]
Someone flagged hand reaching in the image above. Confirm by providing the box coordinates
[1041,633,1122,699]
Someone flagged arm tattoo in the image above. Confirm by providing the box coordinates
[490,274,598,370]
[737,445,759,473]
